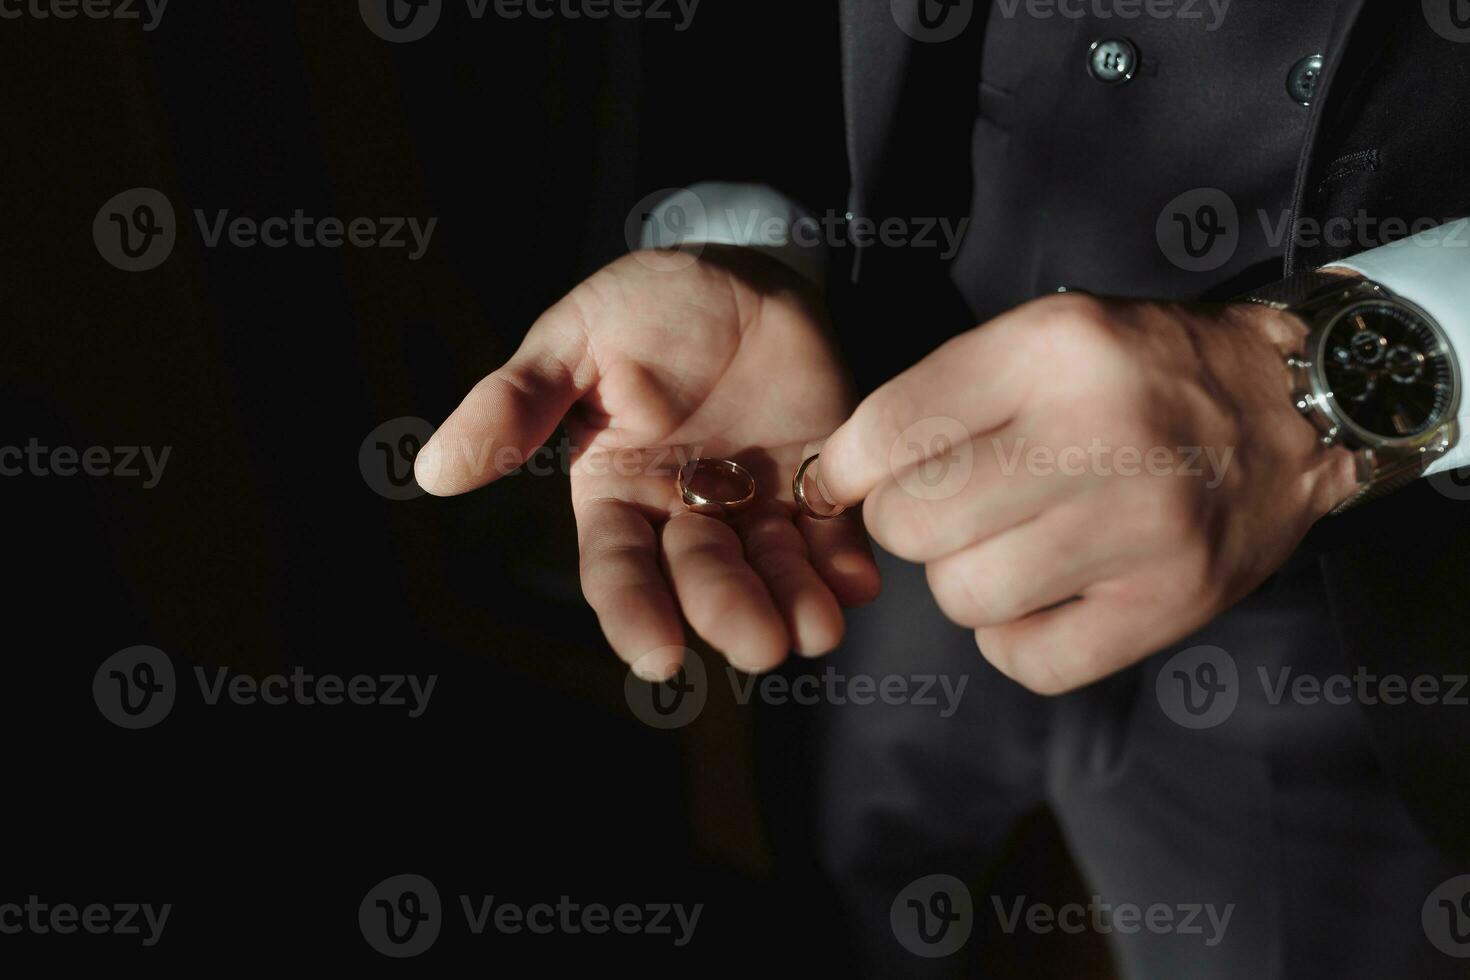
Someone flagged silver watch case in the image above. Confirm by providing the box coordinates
[1285,280,1460,461]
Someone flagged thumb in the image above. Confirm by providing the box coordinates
[813,403,892,509]
[415,302,593,496]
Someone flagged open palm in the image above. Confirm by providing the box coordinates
[416,247,879,679]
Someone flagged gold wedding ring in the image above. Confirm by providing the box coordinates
[793,453,846,520]
[677,457,756,510]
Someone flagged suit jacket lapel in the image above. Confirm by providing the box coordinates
[1282,0,1370,272]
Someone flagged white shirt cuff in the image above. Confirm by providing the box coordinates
[635,183,828,287]
[1328,217,1470,475]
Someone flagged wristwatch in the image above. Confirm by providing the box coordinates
[1247,271,1461,513]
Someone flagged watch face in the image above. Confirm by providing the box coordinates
[1320,301,1456,440]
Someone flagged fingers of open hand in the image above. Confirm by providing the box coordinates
[660,510,789,673]
[798,507,881,608]
[731,506,846,657]
[575,496,686,680]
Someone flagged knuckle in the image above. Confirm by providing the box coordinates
[1032,292,1108,328]
[1024,299,1140,398]
[976,628,1089,697]
[1028,294,1112,347]
[933,559,1023,627]
[865,487,938,560]
[967,571,1024,625]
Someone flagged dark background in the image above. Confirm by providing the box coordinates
[3,2,1098,970]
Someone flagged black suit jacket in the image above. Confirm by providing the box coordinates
[830,0,1470,857]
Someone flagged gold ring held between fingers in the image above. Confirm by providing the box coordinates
[793,453,846,520]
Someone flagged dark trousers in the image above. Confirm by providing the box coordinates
[796,549,1465,978]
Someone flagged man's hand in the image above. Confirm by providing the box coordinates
[817,293,1359,694]
[415,247,879,680]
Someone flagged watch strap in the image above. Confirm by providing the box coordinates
[1332,423,1458,514]
[1243,269,1361,310]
